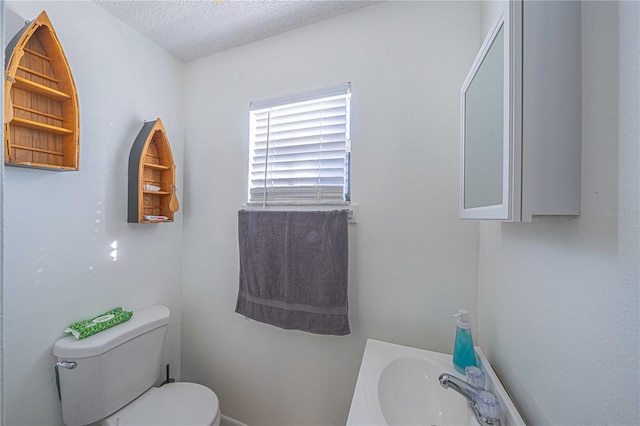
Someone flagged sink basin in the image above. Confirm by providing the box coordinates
[378,356,475,425]
[347,339,525,426]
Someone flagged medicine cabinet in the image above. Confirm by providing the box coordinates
[460,1,581,222]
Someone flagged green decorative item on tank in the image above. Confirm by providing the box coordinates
[64,307,133,339]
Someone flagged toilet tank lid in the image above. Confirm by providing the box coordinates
[53,305,170,359]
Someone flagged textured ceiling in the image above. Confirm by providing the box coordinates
[94,0,376,63]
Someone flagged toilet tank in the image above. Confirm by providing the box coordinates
[53,305,170,426]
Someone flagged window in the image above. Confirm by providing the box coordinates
[248,83,351,204]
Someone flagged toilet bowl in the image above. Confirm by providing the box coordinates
[102,382,220,426]
[54,305,220,426]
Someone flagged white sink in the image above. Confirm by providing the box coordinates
[378,356,476,425]
[347,339,525,426]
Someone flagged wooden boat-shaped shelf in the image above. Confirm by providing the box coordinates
[128,118,179,223]
[4,11,80,171]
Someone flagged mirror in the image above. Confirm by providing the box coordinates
[462,24,504,210]
[460,19,509,219]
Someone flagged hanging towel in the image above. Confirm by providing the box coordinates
[236,210,350,335]
[64,307,133,340]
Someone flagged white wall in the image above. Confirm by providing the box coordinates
[477,1,640,424]
[2,2,185,425]
[0,0,5,423]
[181,2,481,424]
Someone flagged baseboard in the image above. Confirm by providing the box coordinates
[221,414,248,426]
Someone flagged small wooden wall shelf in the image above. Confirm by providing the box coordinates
[4,11,80,171]
[128,118,179,223]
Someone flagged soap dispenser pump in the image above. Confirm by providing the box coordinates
[453,309,478,374]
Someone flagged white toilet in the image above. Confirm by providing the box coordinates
[53,305,221,426]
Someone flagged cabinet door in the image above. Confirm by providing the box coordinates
[460,10,520,221]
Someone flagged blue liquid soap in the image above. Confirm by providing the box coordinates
[452,309,478,374]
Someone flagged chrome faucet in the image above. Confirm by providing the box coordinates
[439,373,501,426]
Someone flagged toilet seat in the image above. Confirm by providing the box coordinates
[102,382,220,426]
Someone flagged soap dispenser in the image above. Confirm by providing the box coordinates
[453,309,478,374]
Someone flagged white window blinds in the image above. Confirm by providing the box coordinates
[248,83,351,204]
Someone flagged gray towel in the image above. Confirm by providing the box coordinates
[236,210,350,335]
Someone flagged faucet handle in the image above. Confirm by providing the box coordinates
[475,390,501,424]
[465,366,485,389]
